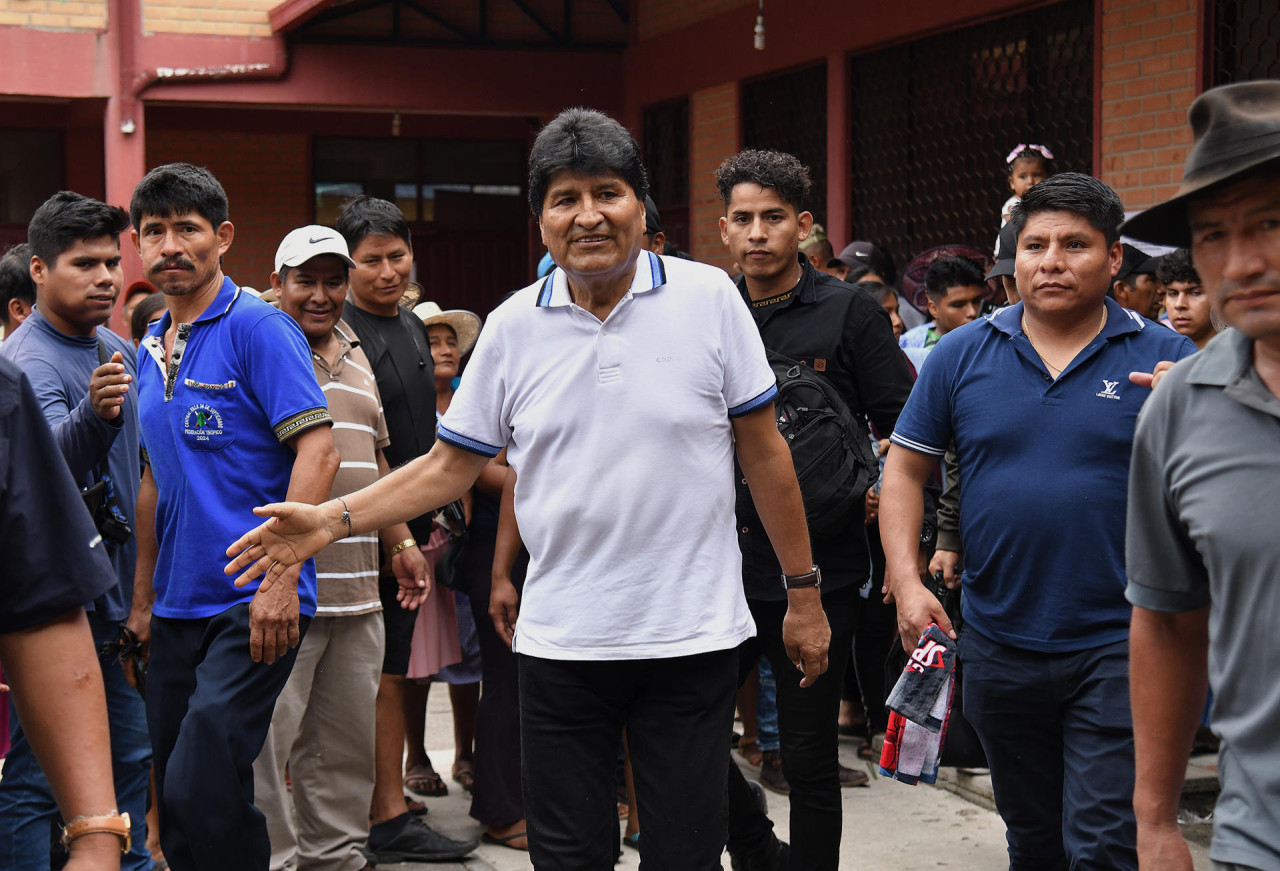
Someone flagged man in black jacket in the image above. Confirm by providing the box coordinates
[718,149,914,871]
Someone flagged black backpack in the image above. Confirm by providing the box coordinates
[767,349,878,537]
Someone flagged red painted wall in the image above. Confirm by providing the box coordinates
[146,128,310,289]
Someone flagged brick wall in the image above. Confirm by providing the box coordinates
[146,129,311,287]
[637,0,751,41]
[689,82,739,269]
[1098,0,1199,210]
[0,0,106,29]
[142,0,276,37]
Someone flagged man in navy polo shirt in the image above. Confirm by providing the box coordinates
[879,173,1195,871]
[123,163,339,871]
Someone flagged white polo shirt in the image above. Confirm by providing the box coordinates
[440,250,777,660]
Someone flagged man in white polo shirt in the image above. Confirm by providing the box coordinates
[225,107,827,870]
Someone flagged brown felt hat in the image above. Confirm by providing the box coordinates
[1121,81,1280,247]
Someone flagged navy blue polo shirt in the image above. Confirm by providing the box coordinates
[890,298,1196,652]
[137,277,331,620]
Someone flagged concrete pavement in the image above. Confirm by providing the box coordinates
[376,688,1218,869]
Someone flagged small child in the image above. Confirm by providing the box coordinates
[1001,143,1054,225]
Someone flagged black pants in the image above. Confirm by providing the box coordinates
[147,603,308,871]
[748,584,858,871]
[460,527,526,826]
[518,648,738,870]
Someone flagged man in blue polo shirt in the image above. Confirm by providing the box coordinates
[123,163,339,871]
[879,173,1195,871]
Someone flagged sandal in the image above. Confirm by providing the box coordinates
[452,760,476,792]
[404,763,448,797]
[481,830,529,851]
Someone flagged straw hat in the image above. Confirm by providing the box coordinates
[412,302,482,355]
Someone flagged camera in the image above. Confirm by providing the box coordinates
[82,470,133,547]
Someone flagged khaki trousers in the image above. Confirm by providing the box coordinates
[254,612,385,871]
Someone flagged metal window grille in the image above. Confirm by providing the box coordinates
[741,64,829,225]
[1210,0,1280,84]
[643,98,691,249]
[848,0,1093,270]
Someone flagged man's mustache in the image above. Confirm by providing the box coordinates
[150,257,195,274]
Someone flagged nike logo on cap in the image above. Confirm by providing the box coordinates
[309,236,333,244]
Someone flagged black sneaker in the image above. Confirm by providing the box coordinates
[371,816,478,863]
[730,838,790,871]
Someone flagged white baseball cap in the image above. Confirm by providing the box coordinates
[274,225,356,274]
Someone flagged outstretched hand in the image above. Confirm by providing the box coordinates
[225,501,333,591]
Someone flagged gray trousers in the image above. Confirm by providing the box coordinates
[253,612,385,871]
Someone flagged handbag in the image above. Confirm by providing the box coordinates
[431,499,469,592]
[926,571,988,769]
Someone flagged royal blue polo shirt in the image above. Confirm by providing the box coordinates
[890,298,1196,652]
[137,277,331,619]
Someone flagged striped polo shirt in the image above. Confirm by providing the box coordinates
[312,321,388,616]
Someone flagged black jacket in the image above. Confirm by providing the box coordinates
[734,256,913,600]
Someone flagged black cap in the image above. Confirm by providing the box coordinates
[834,241,896,286]
[986,223,1018,280]
[1114,244,1163,283]
[643,195,663,236]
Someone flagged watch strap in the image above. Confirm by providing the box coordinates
[61,811,132,854]
[782,566,822,590]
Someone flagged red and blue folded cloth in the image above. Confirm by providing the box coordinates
[879,624,956,785]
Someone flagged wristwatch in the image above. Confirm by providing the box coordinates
[782,565,822,591]
[61,811,132,853]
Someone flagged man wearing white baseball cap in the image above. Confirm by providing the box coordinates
[253,226,473,870]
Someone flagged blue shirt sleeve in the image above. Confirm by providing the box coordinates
[241,311,332,443]
[889,335,959,458]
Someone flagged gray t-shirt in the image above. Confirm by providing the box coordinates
[1126,328,1280,871]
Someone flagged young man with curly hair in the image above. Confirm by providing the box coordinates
[718,149,914,871]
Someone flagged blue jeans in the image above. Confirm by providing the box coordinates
[0,616,153,871]
[960,628,1137,871]
[755,655,780,752]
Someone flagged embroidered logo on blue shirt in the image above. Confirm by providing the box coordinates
[1096,379,1122,400]
[184,403,225,440]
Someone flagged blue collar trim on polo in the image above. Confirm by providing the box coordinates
[535,250,667,308]
[984,297,1145,340]
[149,275,243,337]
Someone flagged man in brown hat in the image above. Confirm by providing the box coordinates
[1122,80,1280,871]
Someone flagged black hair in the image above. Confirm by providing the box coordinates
[0,243,36,322]
[924,256,986,302]
[715,149,812,214]
[857,280,894,305]
[1006,148,1052,176]
[129,163,229,231]
[1156,248,1200,287]
[335,196,412,256]
[1010,172,1125,247]
[27,191,130,268]
[528,108,648,216]
[130,291,167,344]
[845,263,872,283]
